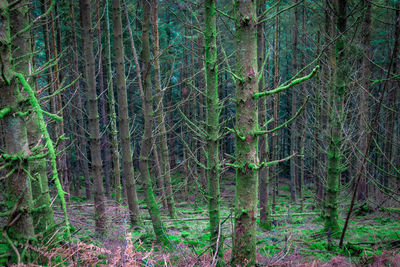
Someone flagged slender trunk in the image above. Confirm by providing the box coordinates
[113,0,140,223]
[290,0,299,203]
[205,0,223,261]
[96,0,110,197]
[324,0,347,235]
[357,0,371,201]
[104,0,122,202]
[49,5,68,199]
[383,2,399,191]
[231,1,258,265]
[257,0,271,230]
[1,2,35,260]
[271,4,280,212]
[79,0,107,234]
[151,0,176,218]
[139,0,165,243]
[69,0,91,199]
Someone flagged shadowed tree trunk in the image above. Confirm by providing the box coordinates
[271,3,280,212]
[69,0,91,199]
[105,0,122,202]
[324,0,347,235]
[139,0,165,243]
[290,0,299,203]
[257,0,272,230]
[79,0,107,234]
[151,0,176,218]
[113,0,141,224]
[357,0,371,201]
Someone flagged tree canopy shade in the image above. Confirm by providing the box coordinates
[0,0,399,265]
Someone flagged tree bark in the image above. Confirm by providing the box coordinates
[11,0,55,234]
[231,0,258,265]
[257,0,271,230]
[290,0,299,203]
[357,0,372,201]
[151,0,176,218]
[139,0,165,243]
[69,0,91,199]
[79,0,107,234]
[205,0,223,261]
[112,0,141,224]
[324,0,347,235]
[0,1,35,260]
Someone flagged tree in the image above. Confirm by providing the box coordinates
[69,0,91,199]
[112,0,141,224]
[205,0,223,262]
[0,2,36,261]
[79,0,107,234]
[12,0,55,233]
[231,0,259,265]
[151,0,176,219]
[324,0,347,235]
[139,0,165,243]
[105,0,122,202]
[257,0,272,230]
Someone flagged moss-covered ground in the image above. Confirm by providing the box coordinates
[4,171,397,266]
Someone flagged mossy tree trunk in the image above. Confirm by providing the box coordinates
[79,0,107,234]
[257,0,271,230]
[105,0,122,202]
[139,0,165,243]
[112,0,140,223]
[324,0,347,235]
[205,0,223,262]
[231,0,258,265]
[10,0,55,233]
[151,0,176,219]
[0,1,35,261]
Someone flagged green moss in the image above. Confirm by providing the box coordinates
[15,72,70,239]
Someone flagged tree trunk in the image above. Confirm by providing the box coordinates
[357,0,372,201]
[205,0,223,261]
[151,0,176,218]
[271,4,280,212]
[96,0,110,197]
[69,0,91,199]
[0,1,35,260]
[257,0,271,230]
[104,0,122,202]
[231,0,258,265]
[383,2,399,192]
[112,0,141,224]
[11,0,55,233]
[79,0,107,234]
[139,0,165,243]
[290,0,299,203]
[324,0,347,235]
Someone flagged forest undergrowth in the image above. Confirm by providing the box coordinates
[5,172,399,267]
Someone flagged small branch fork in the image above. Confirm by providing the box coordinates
[255,96,310,136]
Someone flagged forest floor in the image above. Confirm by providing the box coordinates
[36,172,400,266]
